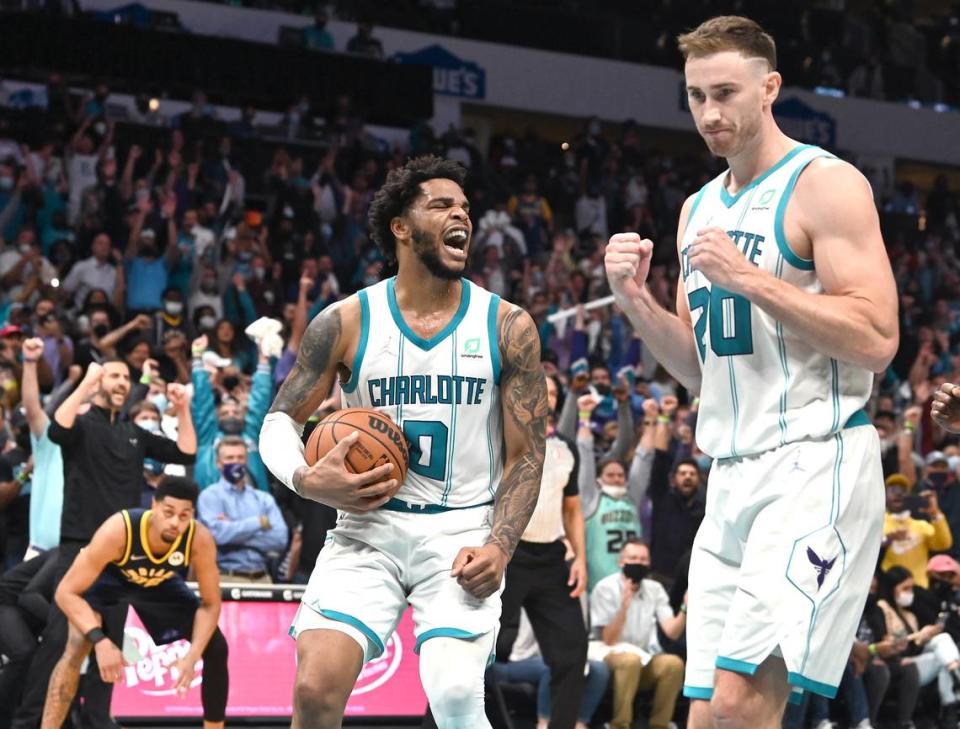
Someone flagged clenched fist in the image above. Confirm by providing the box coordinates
[686,226,755,292]
[605,233,654,301]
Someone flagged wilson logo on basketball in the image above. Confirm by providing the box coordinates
[368,416,409,463]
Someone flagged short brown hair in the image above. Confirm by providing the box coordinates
[216,435,248,457]
[677,16,776,70]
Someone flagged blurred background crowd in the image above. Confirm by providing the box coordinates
[1,1,960,728]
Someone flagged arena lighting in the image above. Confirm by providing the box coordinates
[148,98,160,112]
[561,142,570,151]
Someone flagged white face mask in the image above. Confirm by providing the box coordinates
[896,590,915,608]
[599,481,627,499]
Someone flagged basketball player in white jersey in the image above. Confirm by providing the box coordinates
[605,16,898,729]
[259,155,547,729]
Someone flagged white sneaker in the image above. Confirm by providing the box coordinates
[853,720,873,729]
[812,721,837,729]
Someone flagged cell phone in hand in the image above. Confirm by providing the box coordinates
[903,494,928,513]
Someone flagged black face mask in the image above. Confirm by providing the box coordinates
[622,563,649,583]
[222,375,239,391]
[218,417,244,435]
[93,323,109,338]
[593,383,611,396]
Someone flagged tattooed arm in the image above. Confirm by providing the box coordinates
[260,298,397,511]
[451,304,548,599]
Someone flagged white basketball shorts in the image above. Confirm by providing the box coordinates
[683,420,884,700]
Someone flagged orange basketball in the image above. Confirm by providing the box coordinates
[304,408,408,485]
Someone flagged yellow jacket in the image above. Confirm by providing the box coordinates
[881,511,953,588]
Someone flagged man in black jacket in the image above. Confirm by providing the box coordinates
[647,454,705,584]
[11,359,196,729]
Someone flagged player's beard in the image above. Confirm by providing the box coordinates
[411,227,462,281]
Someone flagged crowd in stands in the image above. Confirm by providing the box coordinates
[174,0,960,106]
[0,62,959,728]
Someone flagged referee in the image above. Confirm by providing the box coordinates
[12,359,197,729]
[495,373,588,729]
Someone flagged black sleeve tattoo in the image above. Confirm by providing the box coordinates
[486,306,548,558]
[269,306,342,422]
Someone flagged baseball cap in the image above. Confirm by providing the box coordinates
[0,324,23,338]
[928,554,960,575]
[884,473,912,491]
[926,450,949,467]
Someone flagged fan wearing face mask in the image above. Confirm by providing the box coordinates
[877,566,960,728]
[589,539,686,729]
[882,473,953,587]
[131,400,172,507]
[196,436,288,583]
[921,451,960,564]
[190,334,272,491]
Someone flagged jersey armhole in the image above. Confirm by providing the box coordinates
[341,290,370,394]
[115,510,133,566]
[774,154,835,272]
[487,294,502,385]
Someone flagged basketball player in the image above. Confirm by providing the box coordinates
[41,478,229,729]
[259,155,547,729]
[604,16,898,729]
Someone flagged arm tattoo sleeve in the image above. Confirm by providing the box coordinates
[486,307,548,558]
[269,306,342,421]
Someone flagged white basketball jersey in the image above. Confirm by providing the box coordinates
[680,145,872,459]
[341,277,504,507]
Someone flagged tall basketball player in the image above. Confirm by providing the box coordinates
[259,156,547,729]
[605,16,898,729]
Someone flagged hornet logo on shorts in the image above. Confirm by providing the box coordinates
[806,547,837,591]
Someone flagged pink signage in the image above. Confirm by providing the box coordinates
[111,602,428,718]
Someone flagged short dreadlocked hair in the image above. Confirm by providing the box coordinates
[367,155,467,262]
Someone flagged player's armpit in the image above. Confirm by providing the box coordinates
[487,305,548,558]
[269,301,349,422]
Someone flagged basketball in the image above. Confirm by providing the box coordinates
[304,408,409,485]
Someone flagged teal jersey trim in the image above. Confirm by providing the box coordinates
[715,656,759,675]
[487,293,502,384]
[844,409,870,429]
[774,255,791,446]
[441,329,460,505]
[317,608,385,658]
[387,277,471,351]
[687,184,708,225]
[415,627,480,654]
[341,289,370,394]
[395,334,405,425]
[683,686,714,700]
[788,690,805,706]
[830,359,841,433]
[788,672,839,699]
[382,497,493,514]
[773,151,835,271]
[726,357,741,458]
[719,144,814,208]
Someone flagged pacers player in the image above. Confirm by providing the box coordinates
[259,155,547,729]
[41,478,228,729]
[605,16,898,729]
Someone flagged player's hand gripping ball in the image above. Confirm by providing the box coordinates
[305,408,409,485]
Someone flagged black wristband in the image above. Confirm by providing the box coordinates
[85,627,108,645]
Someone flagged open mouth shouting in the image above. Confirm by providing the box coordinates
[442,226,470,260]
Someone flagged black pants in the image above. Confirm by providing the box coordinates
[496,540,587,729]
[11,543,120,729]
[0,604,38,729]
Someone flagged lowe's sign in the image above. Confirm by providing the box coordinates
[392,45,486,99]
[773,97,836,148]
